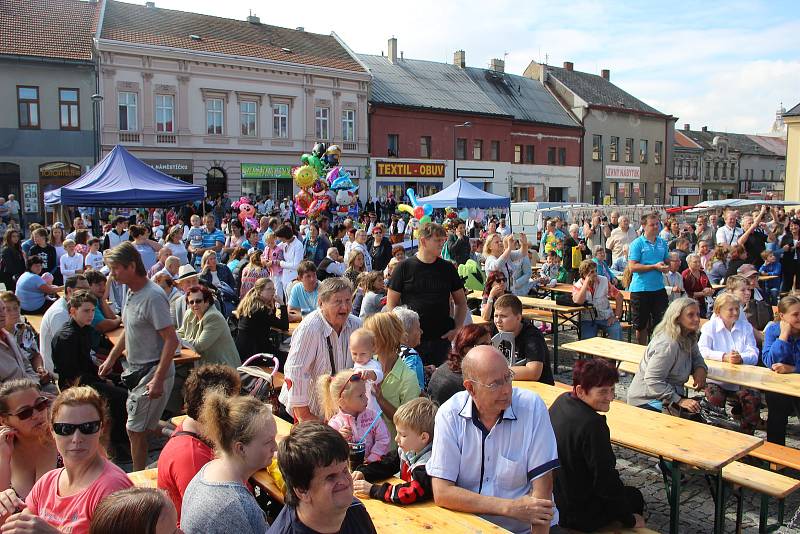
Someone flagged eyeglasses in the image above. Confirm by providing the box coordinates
[338,374,363,399]
[52,420,101,436]
[187,299,204,305]
[6,397,50,420]
[467,369,515,391]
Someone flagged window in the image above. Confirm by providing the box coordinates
[514,144,522,164]
[456,138,467,160]
[769,169,774,180]
[118,91,138,132]
[761,169,766,180]
[547,147,556,165]
[693,161,698,178]
[624,138,633,163]
[272,103,288,138]
[639,139,648,163]
[473,139,483,160]
[610,136,619,162]
[17,86,40,129]
[342,109,356,142]
[490,141,500,161]
[239,101,257,136]
[705,161,711,178]
[525,145,535,164]
[713,162,719,178]
[592,134,603,161]
[730,163,736,178]
[675,159,682,177]
[684,160,690,177]
[654,141,663,164]
[387,134,399,157]
[206,98,224,135]
[314,107,329,140]
[420,136,431,158]
[155,94,174,133]
[59,88,79,130]
[558,148,567,166]
[722,163,727,178]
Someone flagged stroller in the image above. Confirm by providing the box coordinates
[238,353,282,414]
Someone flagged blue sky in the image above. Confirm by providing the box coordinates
[145,0,799,133]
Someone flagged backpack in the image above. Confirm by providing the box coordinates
[458,259,485,292]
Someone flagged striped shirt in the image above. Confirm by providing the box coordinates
[278,309,361,418]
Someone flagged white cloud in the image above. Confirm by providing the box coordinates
[142,0,800,132]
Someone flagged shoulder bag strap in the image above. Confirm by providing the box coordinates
[326,335,336,376]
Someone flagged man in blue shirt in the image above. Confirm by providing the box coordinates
[288,260,319,322]
[628,212,670,344]
[189,214,225,268]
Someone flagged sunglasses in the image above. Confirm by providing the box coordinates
[52,420,101,436]
[6,397,50,420]
[338,374,364,399]
[187,299,205,305]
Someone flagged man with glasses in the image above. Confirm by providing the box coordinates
[427,345,561,534]
[491,294,554,384]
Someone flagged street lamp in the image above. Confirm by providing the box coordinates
[452,121,472,184]
[91,93,104,164]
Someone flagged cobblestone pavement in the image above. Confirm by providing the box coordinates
[551,329,800,534]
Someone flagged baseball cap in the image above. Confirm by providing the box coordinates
[736,264,759,278]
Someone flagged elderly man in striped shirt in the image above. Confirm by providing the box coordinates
[278,277,361,422]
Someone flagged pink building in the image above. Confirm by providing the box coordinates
[96,1,369,201]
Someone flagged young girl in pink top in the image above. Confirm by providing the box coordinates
[262,232,284,298]
[317,369,390,465]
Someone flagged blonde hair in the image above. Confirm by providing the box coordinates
[725,275,750,292]
[776,294,800,322]
[236,277,273,318]
[316,369,360,421]
[346,250,365,271]
[63,239,76,248]
[393,397,437,437]
[482,233,501,256]
[199,389,273,454]
[363,312,404,357]
[713,292,740,316]
[200,250,217,271]
[652,297,699,347]
[349,328,375,352]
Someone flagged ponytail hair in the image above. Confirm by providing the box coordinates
[316,370,357,421]
[199,389,272,454]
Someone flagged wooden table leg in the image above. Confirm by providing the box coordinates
[659,458,682,534]
[552,309,559,376]
[713,469,726,534]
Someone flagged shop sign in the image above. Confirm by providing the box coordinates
[241,163,296,179]
[633,182,640,194]
[376,161,446,178]
[144,159,193,175]
[605,165,640,180]
[38,162,82,178]
[671,187,700,196]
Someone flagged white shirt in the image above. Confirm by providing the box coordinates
[38,298,70,374]
[426,388,560,533]
[59,253,84,278]
[715,225,743,247]
[606,226,638,263]
[323,258,346,277]
[352,358,384,413]
[84,250,104,270]
[278,310,361,418]
[279,238,305,290]
[698,312,758,390]
[350,242,372,271]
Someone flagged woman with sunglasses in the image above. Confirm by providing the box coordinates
[177,285,240,369]
[368,223,393,273]
[0,386,132,533]
[480,271,510,323]
[0,380,58,500]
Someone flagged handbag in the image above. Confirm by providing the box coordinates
[238,353,281,413]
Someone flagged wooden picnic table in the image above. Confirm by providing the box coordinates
[248,417,510,533]
[562,337,800,399]
[515,380,762,534]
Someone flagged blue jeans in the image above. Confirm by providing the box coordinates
[580,318,622,340]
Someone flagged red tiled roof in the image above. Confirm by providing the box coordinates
[101,1,364,73]
[674,130,702,149]
[0,0,98,61]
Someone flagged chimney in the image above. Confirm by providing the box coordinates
[489,58,505,73]
[601,69,610,80]
[702,126,708,132]
[145,1,155,6]
[684,123,690,131]
[400,51,404,60]
[454,49,466,68]
[387,37,398,64]
[246,13,260,24]
[563,61,574,71]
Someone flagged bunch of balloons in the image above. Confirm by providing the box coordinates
[292,142,343,219]
[397,188,433,229]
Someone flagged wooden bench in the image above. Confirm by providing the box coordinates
[720,461,800,532]
[564,528,660,534]
[128,467,158,488]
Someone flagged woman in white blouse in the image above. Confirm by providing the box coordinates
[274,224,304,300]
[697,292,763,434]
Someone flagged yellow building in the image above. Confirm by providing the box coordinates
[786,103,800,201]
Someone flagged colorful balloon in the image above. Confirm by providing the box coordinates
[423,204,433,216]
[397,204,415,216]
[294,189,312,216]
[458,208,470,219]
[419,215,431,225]
[413,206,425,220]
[406,188,419,207]
[293,165,317,189]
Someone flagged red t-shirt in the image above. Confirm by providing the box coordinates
[156,422,215,525]
[25,459,133,534]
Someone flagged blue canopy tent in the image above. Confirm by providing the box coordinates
[44,145,204,207]
[417,178,510,208]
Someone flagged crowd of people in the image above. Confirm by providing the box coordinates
[0,196,796,533]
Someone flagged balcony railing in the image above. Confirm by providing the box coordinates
[343,142,357,151]
[119,132,141,143]
[157,134,177,144]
